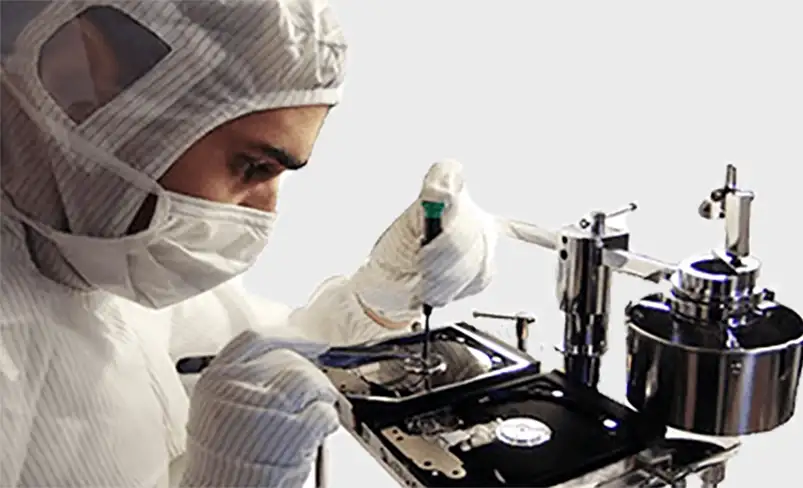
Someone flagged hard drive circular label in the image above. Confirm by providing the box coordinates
[495,417,552,447]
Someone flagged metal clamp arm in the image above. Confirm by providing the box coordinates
[497,214,675,284]
[602,249,676,283]
[698,163,755,263]
[495,218,559,251]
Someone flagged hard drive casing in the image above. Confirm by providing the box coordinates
[321,322,668,487]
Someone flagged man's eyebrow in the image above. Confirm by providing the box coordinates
[250,143,308,170]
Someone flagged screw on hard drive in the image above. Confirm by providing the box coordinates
[472,311,535,353]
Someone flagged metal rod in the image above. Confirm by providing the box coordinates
[472,311,534,353]
[601,249,677,283]
[472,311,519,321]
[606,202,639,220]
[495,211,676,391]
[557,214,613,390]
[497,216,676,283]
[725,163,737,189]
[495,217,559,250]
[580,202,639,229]
[590,211,606,236]
[315,444,327,488]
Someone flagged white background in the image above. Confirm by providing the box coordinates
[244,2,803,486]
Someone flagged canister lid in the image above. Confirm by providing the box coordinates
[671,253,760,304]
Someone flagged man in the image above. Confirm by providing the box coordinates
[0,1,497,487]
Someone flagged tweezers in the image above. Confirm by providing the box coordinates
[176,346,412,375]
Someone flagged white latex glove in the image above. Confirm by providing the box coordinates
[179,329,340,488]
[351,160,497,323]
[288,275,414,347]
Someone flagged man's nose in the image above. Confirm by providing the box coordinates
[240,179,280,213]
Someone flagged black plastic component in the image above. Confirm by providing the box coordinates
[363,369,666,487]
[422,217,443,247]
[330,323,667,487]
[342,323,542,424]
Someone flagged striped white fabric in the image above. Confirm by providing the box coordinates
[351,160,498,320]
[1,1,347,487]
[179,332,340,488]
[176,163,498,487]
[0,2,497,488]
[1,0,347,288]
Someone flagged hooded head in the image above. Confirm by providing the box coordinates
[1,0,347,294]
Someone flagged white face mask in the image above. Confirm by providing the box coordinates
[8,190,276,309]
[1,73,277,309]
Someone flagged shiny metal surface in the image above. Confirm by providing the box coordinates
[352,412,740,488]
[672,254,760,304]
[322,325,534,403]
[500,216,678,283]
[556,212,629,388]
[322,161,803,486]
[696,164,755,261]
[601,249,676,283]
[724,190,753,259]
[381,425,467,480]
[494,417,553,447]
[496,203,651,390]
[581,438,739,488]
[625,293,803,435]
[355,342,491,389]
[669,254,765,325]
[578,202,638,229]
[619,164,803,435]
[472,310,535,352]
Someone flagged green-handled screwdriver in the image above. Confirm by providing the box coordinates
[420,200,446,365]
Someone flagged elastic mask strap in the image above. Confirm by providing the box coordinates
[1,190,169,247]
[1,71,166,198]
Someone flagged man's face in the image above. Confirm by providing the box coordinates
[34,13,331,233]
[128,104,329,233]
[160,104,329,212]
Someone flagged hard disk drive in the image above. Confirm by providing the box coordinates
[320,323,668,487]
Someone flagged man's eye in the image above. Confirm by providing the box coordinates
[234,156,282,184]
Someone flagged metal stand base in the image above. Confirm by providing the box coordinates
[578,438,739,487]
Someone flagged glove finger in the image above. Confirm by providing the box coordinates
[417,216,489,306]
[187,397,340,467]
[451,222,499,300]
[197,349,339,410]
[420,241,486,306]
[262,350,341,405]
[189,348,341,467]
[211,329,331,367]
[371,162,467,264]
[265,402,340,464]
[419,159,465,204]
[451,256,495,301]
[180,441,314,488]
[368,200,420,263]
[351,258,419,313]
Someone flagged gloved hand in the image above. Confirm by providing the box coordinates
[350,160,498,324]
[179,329,340,488]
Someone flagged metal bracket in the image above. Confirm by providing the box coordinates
[381,426,467,479]
[472,310,535,353]
[698,163,755,263]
